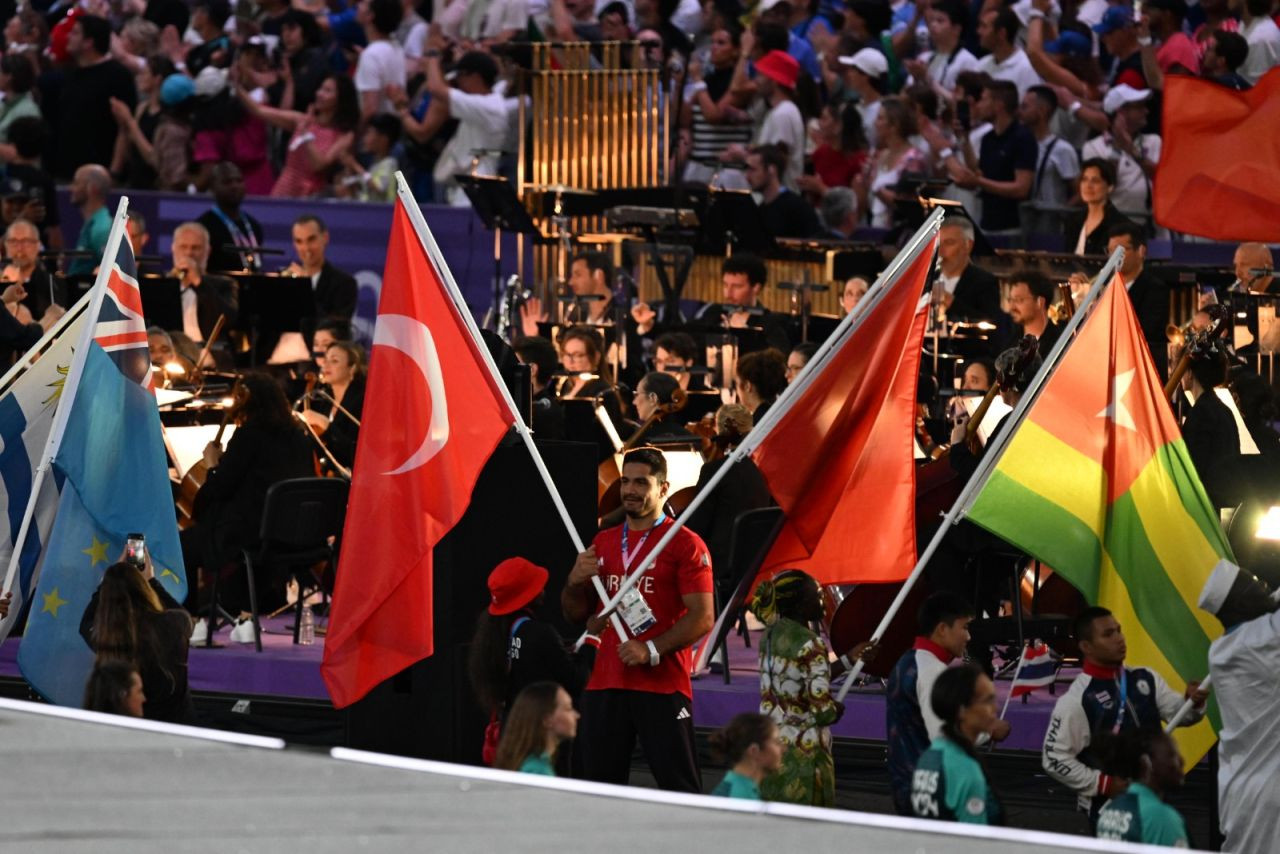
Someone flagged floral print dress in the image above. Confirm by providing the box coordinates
[758,616,839,806]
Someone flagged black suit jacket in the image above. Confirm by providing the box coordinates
[1124,270,1169,376]
[196,208,265,273]
[17,266,66,320]
[1182,389,1242,509]
[1063,203,1135,256]
[193,274,239,341]
[314,261,358,320]
[320,376,365,470]
[949,262,1001,322]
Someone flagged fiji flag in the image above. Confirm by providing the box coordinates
[18,200,186,707]
[1010,641,1061,698]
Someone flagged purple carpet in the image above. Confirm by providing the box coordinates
[0,622,1063,750]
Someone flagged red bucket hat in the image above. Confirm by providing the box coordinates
[755,50,800,90]
[488,557,549,615]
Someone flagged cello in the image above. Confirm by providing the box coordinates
[175,375,242,529]
[597,387,689,518]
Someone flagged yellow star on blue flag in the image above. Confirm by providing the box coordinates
[41,588,67,618]
[82,536,109,567]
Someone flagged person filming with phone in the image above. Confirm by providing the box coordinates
[78,536,194,723]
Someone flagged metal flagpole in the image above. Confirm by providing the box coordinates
[394,175,629,642]
[589,210,948,625]
[834,247,1127,702]
[999,643,1029,721]
[2,199,132,597]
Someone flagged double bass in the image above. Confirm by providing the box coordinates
[175,376,242,529]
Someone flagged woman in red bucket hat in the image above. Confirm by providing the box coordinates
[468,556,603,767]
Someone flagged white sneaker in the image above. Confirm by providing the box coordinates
[189,618,208,645]
[229,618,257,644]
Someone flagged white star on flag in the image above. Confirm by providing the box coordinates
[1098,368,1137,431]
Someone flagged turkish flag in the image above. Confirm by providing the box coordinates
[1154,70,1280,241]
[751,238,935,587]
[321,200,514,709]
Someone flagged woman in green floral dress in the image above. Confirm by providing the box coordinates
[751,570,863,807]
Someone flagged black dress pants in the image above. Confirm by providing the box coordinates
[578,689,701,793]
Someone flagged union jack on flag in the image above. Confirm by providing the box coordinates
[93,236,152,388]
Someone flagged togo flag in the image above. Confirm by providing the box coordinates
[18,200,185,707]
[0,300,88,642]
[963,274,1232,765]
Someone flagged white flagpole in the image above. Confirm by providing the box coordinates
[1164,674,1210,731]
[834,247,1127,702]
[999,642,1029,721]
[2,198,131,597]
[589,209,947,625]
[394,175,629,642]
[0,294,90,399]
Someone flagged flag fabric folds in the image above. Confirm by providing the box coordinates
[321,199,514,709]
[750,237,936,586]
[1009,642,1060,699]
[19,209,186,706]
[965,275,1231,762]
[1153,70,1280,241]
[0,305,87,644]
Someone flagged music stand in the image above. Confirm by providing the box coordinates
[232,273,318,366]
[138,275,183,332]
[700,190,773,254]
[459,175,542,332]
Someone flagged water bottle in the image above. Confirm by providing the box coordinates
[299,603,315,645]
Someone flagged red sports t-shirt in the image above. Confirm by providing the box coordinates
[585,518,713,699]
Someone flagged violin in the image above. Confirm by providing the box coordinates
[175,375,242,529]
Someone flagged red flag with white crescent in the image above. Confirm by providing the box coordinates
[321,199,514,709]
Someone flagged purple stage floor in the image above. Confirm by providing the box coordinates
[0,621,1063,751]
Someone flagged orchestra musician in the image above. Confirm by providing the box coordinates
[300,340,365,472]
[653,331,706,391]
[512,335,566,440]
[695,254,792,352]
[1,218,64,321]
[841,277,869,315]
[196,162,264,273]
[735,348,788,424]
[168,221,239,348]
[936,216,1000,323]
[629,371,693,441]
[785,342,819,384]
[181,372,315,635]
[556,326,612,401]
[284,214,358,321]
[1106,221,1169,377]
[565,251,617,325]
[126,210,150,261]
[1178,341,1242,510]
[1233,242,1276,295]
[1001,272,1061,356]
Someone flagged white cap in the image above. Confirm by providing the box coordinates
[1102,84,1151,115]
[838,47,889,78]
[759,0,789,10]
[1198,558,1242,615]
[193,66,228,99]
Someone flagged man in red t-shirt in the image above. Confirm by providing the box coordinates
[562,447,714,792]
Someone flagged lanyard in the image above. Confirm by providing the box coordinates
[620,517,664,572]
[1111,668,1128,734]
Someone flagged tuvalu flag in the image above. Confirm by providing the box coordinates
[321,195,514,709]
[751,235,935,586]
[964,274,1231,763]
[1153,69,1280,241]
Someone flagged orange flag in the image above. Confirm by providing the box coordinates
[1154,70,1280,241]
[751,237,936,586]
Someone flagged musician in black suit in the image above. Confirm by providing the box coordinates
[1000,272,1062,357]
[301,340,365,472]
[285,214,358,321]
[936,217,1000,323]
[1180,345,1242,510]
[1108,221,1169,378]
[2,218,65,320]
[170,221,239,349]
[512,335,565,440]
[196,162,265,273]
[694,254,792,353]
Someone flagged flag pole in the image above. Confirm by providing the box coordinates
[1164,674,1210,731]
[392,175,630,641]
[999,642,1029,721]
[834,247,1126,702]
[1,199,130,598]
[0,294,89,399]
[591,210,947,624]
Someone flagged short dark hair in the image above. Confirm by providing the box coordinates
[512,335,559,382]
[368,0,404,36]
[640,370,681,405]
[983,79,1019,115]
[1073,605,1113,643]
[1189,345,1228,390]
[281,8,323,47]
[991,7,1020,43]
[753,20,789,53]
[294,213,328,233]
[916,591,975,636]
[722,253,767,287]
[1080,156,1117,187]
[655,331,698,363]
[599,0,630,24]
[930,0,968,28]
[368,111,402,144]
[849,0,892,35]
[571,250,613,287]
[315,316,352,342]
[1212,30,1249,72]
[790,341,819,363]
[1108,220,1147,249]
[0,54,34,94]
[708,712,775,765]
[7,116,47,160]
[1013,271,1056,307]
[455,50,500,88]
[1028,84,1058,112]
[75,15,112,55]
[623,446,668,482]
[736,348,788,400]
[194,0,231,28]
[750,142,789,181]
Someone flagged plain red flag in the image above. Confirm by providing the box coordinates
[751,237,935,586]
[321,199,514,709]
[1154,69,1280,241]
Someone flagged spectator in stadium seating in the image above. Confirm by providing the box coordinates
[68,164,112,277]
[109,55,178,190]
[1201,29,1252,90]
[0,53,40,144]
[1145,0,1199,76]
[3,117,62,254]
[709,712,783,799]
[197,162,265,273]
[493,681,580,776]
[80,559,193,723]
[278,9,329,113]
[975,7,1042,97]
[856,97,927,230]
[1064,158,1134,257]
[903,0,981,102]
[730,49,805,191]
[54,15,137,181]
[338,113,401,202]
[1082,86,1160,222]
[837,47,886,150]
[746,143,820,239]
[798,101,868,204]
[1020,85,1080,235]
[83,660,146,718]
[1239,0,1280,86]
[436,0,528,45]
[910,664,1003,824]
[355,0,405,121]
[185,0,233,77]
[1093,7,1148,90]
